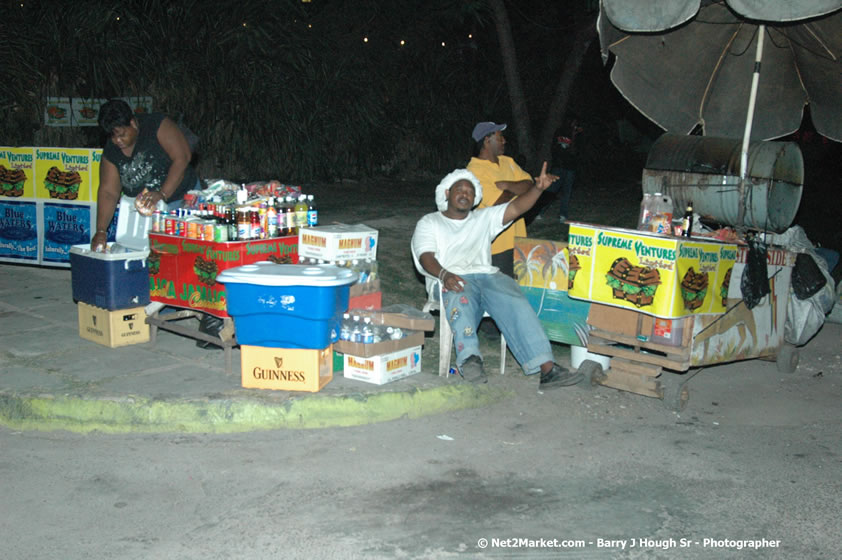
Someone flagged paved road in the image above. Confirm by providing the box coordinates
[3,321,839,559]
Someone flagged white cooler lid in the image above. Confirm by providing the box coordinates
[115,195,166,251]
[216,262,357,287]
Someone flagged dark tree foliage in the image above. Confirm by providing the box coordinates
[1,0,604,182]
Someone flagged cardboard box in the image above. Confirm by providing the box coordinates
[332,349,344,373]
[148,233,298,318]
[349,278,380,298]
[568,222,737,318]
[334,330,425,357]
[348,290,382,311]
[343,345,422,385]
[298,223,378,262]
[586,303,686,347]
[346,306,435,331]
[514,237,592,346]
[77,302,150,347]
[240,345,333,392]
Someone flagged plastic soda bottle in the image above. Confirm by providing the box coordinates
[307,194,318,227]
[250,208,263,240]
[266,197,279,237]
[237,208,250,240]
[294,195,308,231]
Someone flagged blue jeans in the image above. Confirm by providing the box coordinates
[442,272,554,375]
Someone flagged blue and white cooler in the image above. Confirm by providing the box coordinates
[217,262,356,348]
[69,196,160,310]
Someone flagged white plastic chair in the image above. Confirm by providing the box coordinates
[412,247,507,377]
[420,279,507,378]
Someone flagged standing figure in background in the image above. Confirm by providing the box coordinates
[467,121,535,279]
[537,117,583,223]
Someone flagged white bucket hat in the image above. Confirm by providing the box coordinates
[435,169,483,212]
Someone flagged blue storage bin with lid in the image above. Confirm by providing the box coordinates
[217,262,356,349]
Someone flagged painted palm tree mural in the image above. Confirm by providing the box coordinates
[514,237,592,346]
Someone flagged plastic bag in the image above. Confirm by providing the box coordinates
[767,225,837,345]
[792,252,827,300]
[196,313,224,349]
[740,237,770,310]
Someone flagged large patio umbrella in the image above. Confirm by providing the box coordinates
[598,0,842,229]
[598,0,842,145]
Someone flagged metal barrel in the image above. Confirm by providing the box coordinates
[641,134,804,233]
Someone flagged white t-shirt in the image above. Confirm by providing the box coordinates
[411,204,511,289]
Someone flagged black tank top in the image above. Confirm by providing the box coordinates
[103,113,198,200]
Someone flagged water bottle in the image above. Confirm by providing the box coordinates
[339,313,352,341]
[362,317,374,344]
[351,315,362,343]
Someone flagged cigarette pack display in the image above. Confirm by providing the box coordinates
[217,263,356,348]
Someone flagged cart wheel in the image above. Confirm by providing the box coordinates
[577,359,604,389]
[776,343,799,374]
[663,382,690,412]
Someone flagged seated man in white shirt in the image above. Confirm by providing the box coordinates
[411,168,583,388]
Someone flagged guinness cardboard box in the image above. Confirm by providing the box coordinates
[343,345,422,385]
[240,345,333,392]
[77,302,150,347]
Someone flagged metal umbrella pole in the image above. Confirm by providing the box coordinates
[737,24,766,232]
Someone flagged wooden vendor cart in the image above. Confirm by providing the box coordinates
[566,223,797,411]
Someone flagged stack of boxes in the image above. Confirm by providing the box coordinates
[218,262,356,392]
[298,223,435,385]
[334,307,434,385]
[70,198,152,347]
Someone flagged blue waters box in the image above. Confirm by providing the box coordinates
[217,262,356,349]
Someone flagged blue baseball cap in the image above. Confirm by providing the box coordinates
[471,121,507,142]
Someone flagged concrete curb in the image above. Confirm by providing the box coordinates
[0,384,512,434]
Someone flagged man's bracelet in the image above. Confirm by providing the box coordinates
[438,269,448,283]
[95,229,107,234]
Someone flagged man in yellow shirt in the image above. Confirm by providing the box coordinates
[467,122,547,277]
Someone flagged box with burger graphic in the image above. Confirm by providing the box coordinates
[567,223,737,319]
[0,148,35,199]
[148,233,299,318]
[35,148,92,201]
